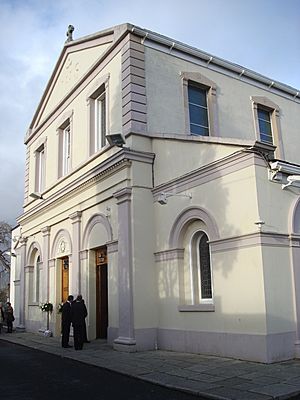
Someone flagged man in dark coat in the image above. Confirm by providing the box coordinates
[61,295,73,348]
[71,295,87,350]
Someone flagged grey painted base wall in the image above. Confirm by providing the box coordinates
[108,326,296,363]
[157,328,296,363]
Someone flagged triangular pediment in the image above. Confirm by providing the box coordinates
[28,24,130,135]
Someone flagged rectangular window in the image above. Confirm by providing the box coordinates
[35,145,45,193]
[188,84,209,136]
[94,91,106,152]
[62,125,71,176]
[257,106,273,144]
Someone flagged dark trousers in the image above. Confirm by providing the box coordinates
[61,322,71,347]
[73,324,84,350]
[7,321,13,333]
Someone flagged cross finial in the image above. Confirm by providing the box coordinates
[66,25,74,42]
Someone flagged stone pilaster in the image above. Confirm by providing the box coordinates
[113,187,136,351]
[69,211,82,296]
[16,236,28,331]
[41,226,51,301]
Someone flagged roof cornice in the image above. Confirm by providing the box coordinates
[131,25,300,101]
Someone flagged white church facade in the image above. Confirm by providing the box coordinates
[10,23,300,363]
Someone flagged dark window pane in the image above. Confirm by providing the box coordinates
[258,118,272,135]
[199,233,212,299]
[260,133,273,144]
[188,85,207,107]
[189,104,209,127]
[190,124,209,136]
[257,108,270,122]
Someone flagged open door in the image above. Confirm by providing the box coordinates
[96,247,108,339]
[61,257,69,302]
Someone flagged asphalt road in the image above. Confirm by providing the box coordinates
[0,340,202,400]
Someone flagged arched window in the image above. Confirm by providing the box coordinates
[190,231,213,304]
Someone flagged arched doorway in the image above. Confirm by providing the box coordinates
[95,247,108,338]
[61,257,69,303]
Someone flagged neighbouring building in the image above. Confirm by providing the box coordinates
[11,23,300,363]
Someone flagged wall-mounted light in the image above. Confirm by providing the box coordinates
[157,192,192,205]
[106,132,126,147]
[29,192,43,200]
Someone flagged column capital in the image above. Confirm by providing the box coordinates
[19,236,28,246]
[113,187,132,204]
[41,226,51,236]
[69,211,82,223]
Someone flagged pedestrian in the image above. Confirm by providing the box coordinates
[5,302,14,333]
[82,298,90,343]
[61,295,73,348]
[71,295,87,350]
[0,302,4,334]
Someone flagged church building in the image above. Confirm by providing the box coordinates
[10,23,300,363]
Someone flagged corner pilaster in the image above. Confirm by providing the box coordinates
[16,236,28,331]
[113,187,136,351]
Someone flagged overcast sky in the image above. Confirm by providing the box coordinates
[0,0,299,226]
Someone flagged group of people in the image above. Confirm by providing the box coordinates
[0,302,14,334]
[61,294,89,350]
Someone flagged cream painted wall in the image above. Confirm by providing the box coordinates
[262,247,295,333]
[152,140,242,186]
[156,246,267,335]
[131,188,158,328]
[145,47,300,165]
[154,163,259,247]
[255,164,299,234]
[42,43,111,120]
[25,52,122,213]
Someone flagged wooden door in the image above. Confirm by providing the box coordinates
[96,248,108,339]
[61,257,69,303]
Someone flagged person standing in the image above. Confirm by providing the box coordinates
[5,302,14,333]
[0,302,4,334]
[71,295,87,350]
[82,298,90,343]
[61,295,73,348]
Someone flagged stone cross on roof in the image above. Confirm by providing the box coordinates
[66,25,74,42]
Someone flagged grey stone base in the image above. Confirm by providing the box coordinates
[15,325,26,332]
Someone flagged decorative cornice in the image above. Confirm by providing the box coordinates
[154,248,184,262]
[107,240,118,253]
[79,250,88,260]
[69,211,82,223]
[41,226,51,236]
[18,148,154,225]
[210,231,291,253]
[113,187,132,204]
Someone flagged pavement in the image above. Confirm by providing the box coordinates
[2,332,300,400]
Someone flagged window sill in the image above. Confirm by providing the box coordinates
[178,304,215,312]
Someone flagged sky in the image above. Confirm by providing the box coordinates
[0,0,299,226]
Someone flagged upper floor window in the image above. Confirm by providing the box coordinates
[35,144,45,193]
[181,72,218,137]
[87,74,110,156]
[56,110,73,179]
[251,96,283,158]
[62,124,71,176]
[257,106,273,144]
[188,84,209,136]
[94,90,106,152]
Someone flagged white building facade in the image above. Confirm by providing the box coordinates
[11,23,300,363]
